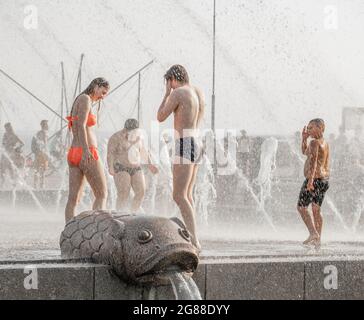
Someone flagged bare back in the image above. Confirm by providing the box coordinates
[70,94,97,148]
[170,86,204,138]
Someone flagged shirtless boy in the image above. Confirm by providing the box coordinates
[107,119,158,213]
[157,64,205,250]
[297,119,330,247]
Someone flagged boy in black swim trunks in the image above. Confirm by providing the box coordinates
[297,119,330,247]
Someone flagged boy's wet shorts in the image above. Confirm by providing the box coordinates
[297,178,329,208]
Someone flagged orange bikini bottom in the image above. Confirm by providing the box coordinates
[67,146,99,166]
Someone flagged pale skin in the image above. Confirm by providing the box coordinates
[297,122,330,247]
[157,78,205,250]
[64,86,109,223]
[107,128,158,212]
[33,123,48,189]
[0,125,24,185]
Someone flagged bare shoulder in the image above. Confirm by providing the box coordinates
[193,85,204,97]
[108,132,118,143]
[171,86,185,99]
[75,94,91,110]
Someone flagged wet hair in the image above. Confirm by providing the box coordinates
[164,65,189,84]
[124,118,139,131]
[309,118,325,132]
[70,77,110,123]
[82,77,110,96]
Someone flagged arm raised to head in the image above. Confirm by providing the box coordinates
[157,88,180,123]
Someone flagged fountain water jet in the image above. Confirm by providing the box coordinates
[0,148,47,214]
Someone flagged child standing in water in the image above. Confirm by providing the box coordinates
[297,119,330,248]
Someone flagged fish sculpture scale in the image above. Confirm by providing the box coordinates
[60,210,199,285]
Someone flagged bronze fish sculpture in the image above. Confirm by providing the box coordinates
[60,210,199,285]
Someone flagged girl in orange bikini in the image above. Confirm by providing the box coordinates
[64,77,110,223]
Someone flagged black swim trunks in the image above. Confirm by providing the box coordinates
[297,178,329,208]
[175,137,201,163]
[114,162,142,176]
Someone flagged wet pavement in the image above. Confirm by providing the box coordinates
[2,209,364,264]
[2,240,364,265]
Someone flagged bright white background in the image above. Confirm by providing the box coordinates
[0,0,363,135]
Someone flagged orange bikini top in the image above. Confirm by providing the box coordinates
[66,113,97,129]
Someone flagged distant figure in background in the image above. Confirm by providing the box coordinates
[49,131,66,163]
[248,137,264,182]
[332,125,349,175]
[0,123,24,187]
[32,120,49,189]
[297,119,330,248]
[348,157,364,232]
[237,130,251,175]
[107,119,158,213]
[348,125,364,166]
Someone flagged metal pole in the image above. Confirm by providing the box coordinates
[106,60,154,97]
[0,68,66,121]
[137,72,141,124]
[73,54,84,100]
[79,53,84,94]
[60,62,64,144]
[61,64,69,116]
[212,0,217,171]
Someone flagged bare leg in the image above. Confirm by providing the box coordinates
[187,164,201,250]
[312,203,323,246]
[187,164,198,210]
[130,170,146,213]
[65,165,85,223]
[114,171,131,211]
[173,160,199,249]
[297,205,319,244]
[83,159,108,210]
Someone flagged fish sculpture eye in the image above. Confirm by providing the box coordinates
[138,229,153,244]
[178,228,191,241]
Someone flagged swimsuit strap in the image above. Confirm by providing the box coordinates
[66,115,79,129]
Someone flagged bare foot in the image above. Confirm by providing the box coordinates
[303,234,319,245]
[191,236,202,253]
[194,241,202,253]
[312,238,321,250]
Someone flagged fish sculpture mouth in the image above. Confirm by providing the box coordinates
[135,243,199,284]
